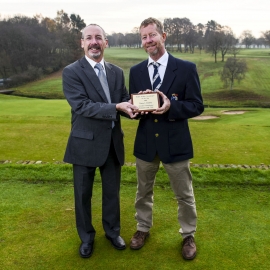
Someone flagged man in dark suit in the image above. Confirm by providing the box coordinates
[129,18,204,260]
[62,24,138,258]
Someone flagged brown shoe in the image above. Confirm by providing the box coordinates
[130,230,150,250]
[182,235,196,260]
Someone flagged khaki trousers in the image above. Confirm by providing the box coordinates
[135,156,197,238]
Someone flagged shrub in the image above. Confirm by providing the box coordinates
[9,65,43,87]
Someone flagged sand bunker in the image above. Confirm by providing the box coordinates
[192,110,247,120]
[192,115,218,120]
[222,110,246,114]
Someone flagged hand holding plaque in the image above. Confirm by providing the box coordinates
[131,92,160,112]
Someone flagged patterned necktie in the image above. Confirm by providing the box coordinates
[95,63,114,128]
[95,63,111,103]
[152,62,162,91]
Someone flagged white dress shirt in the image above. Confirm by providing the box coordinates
[85,55,106,76]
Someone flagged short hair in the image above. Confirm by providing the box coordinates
[139,17,164,35]
[81,24,107,39]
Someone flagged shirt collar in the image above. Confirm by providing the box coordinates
[147,51,169,67]
[85,55,105,70]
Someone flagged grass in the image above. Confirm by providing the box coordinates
[1,165,270,270]
[97,48,270,108]
[9,48,270,107]
[1,163,270,186]
[1,47,270,269]
[12,70,64,99]
[1,94,270,165]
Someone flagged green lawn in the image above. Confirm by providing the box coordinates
[1,94,270,165]
[89,48,270,107]
[1,48,270,270]
[10,48,270,107]
[1,165,270,270]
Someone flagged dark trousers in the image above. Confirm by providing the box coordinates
[73,141,121,243]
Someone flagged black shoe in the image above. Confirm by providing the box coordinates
[105,235,126,250]
[182,236,196,260]
[79,242,94,258]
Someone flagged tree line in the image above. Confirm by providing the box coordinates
[0,11,270,87]
[0,10,86,87]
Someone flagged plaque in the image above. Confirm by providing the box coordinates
[131,93,160,112]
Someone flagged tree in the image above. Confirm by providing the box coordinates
[131,27,141,48]
[163,17,197,53]
[164,18,183,52]
[204,20,223,63]
[254,37,266,48]
[0,51,11,78]
[179,17,195,53]
[163,18,176,51]
[195,23,205,54]
[229,46,241,58]
[240,30,255,48]
[261,30,270,46]
[0,11,86,86]
[70,14,86,33]
[220,57,248,90]
[219,26,237,61]
[55,10,70,30]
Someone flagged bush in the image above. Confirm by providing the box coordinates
[9,65,43,87]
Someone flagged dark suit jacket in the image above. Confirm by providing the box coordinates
[129,53,204,164]
[63,56,130,167]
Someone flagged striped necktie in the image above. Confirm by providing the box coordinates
[152,62,162,91]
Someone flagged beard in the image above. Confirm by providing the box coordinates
[88,45,102,59]
[145,43,159,56]
[89,51,101,59]
[148,48,158,56]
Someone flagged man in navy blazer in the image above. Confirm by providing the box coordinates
[129,18,204,260]
[62,24,138,258]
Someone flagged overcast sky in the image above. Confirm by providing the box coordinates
[1,0,269,38]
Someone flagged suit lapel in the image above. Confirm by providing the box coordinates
[79,57,108,102]
[159,54,177,95]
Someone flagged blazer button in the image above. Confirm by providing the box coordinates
[155,133,159,137]
[154,119,158,123]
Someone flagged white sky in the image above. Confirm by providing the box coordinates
[1,0,269,38]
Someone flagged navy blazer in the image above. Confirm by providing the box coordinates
[63,56,130,167]
[129,53,204,163]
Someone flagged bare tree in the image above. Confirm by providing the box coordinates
[204,20,222,63]
[219,26,237,61]
[131,27,141,48]
[254,37,266,48]
[163,18,175,51]
[261,30,270,46]
[229,46,241,58]
[196,23,205,54]
[170,18,183,52]
[220,57,248,90]
[240,30,255,48]
[176,17,193,53]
